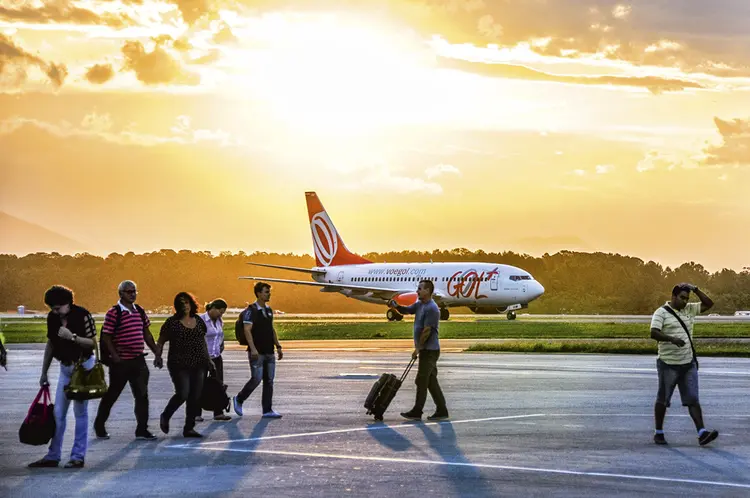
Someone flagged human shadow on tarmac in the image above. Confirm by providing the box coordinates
[665,446,725,475]
[366,421,414,452]
[417,422,496,498]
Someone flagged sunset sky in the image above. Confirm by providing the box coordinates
[1,0,749,272]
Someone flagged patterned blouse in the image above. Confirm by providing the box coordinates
[160,315,210,369]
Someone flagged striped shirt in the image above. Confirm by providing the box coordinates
[199,312,224,359]
[650,302,701,365]
[101,301,151,360]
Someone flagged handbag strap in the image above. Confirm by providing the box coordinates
[93,333,100,362]
[662,305,698,366]
[25,385,48,422]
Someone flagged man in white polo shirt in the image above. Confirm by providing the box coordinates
[650,283,717,446]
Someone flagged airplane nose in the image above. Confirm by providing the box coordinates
[531,281,545,299]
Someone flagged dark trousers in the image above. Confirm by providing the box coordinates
[163,366,206,431]
[412,350,447,415]
[205,355,224,416]
[237,353,276,414]
[95,356,150,433]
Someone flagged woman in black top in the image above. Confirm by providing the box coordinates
[28,285,97,469]
[155,292,214,438]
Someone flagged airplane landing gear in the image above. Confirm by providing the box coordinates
[507,311,516,321]
[440,308,450,321]
[386,309,403,322]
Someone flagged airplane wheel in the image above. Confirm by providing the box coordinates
[395,314,403,321]
[507,311,516,321]
[440,308,450,321]
[386,309,397,321]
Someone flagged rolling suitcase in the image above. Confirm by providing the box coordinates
[364,357,416,421]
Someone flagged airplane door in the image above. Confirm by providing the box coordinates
[490,274,498,291]
[337,271,344,283]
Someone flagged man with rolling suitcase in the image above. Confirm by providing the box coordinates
[388,279,449,421]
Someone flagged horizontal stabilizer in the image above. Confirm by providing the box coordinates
[246,262,326,276]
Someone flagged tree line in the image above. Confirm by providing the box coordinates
[1,250,748,315]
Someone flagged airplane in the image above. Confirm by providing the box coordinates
[239,192,545,321]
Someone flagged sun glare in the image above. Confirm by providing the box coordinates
[225,15,437,136]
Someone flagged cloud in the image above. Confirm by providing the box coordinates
[425,163,461,179]
[0,33,66,89]
[595,164,615,174]
[171,0,214,25]
[401,0,750,79]
[85,63,115,84]
[188,50,221,65]
[346,166,445,195]
[437,56,704,94]
[636,151,681,172]
[121,40,200,86]
[45,62,67,87]
[0,114,239,147]
[212,22,237,45]
[0,1,134,28]
[611,4,632,20]
[173,38,193,52]
[702,117,750,166]
[326,160,452,195]
[477,14,502,40]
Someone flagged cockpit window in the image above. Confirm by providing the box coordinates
[509,275,532,281]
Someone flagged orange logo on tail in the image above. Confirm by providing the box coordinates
[311,212,338,267]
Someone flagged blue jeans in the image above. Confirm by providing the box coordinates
[237,353,276,413]
[47,355,95,462]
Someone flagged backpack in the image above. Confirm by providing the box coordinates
[234,306,251,345]
[201,375,230,413]
[100,304,147,366]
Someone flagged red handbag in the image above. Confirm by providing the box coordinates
[19,385,56,445]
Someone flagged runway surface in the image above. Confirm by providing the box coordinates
[1,350,749,497]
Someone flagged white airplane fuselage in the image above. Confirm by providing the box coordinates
[312,262,544,309]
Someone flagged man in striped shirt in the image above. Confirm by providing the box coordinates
[94,280,160,440]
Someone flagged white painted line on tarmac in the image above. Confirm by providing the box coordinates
[223,358,750,376]
[182,447,750,490]
[167,413,546,448]
[546,413,750,419]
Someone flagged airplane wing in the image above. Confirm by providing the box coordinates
[238,276,445,302]
[246,262,327,276]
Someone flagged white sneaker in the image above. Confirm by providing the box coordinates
[262,410,282,419]
[233,396,243,417]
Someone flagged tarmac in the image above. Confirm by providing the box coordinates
[1,348,749,497]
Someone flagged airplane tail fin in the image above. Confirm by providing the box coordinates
[305,192,372,267]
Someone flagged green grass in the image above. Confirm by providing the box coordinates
[2,319,748,343]
[466,340,750,357]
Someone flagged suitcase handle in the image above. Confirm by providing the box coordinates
[399,356,417,383]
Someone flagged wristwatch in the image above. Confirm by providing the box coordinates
[70,334,77,342]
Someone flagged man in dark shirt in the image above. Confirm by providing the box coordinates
[28,286,97,469]
[389,279,449,421]
[233,282,283,418]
